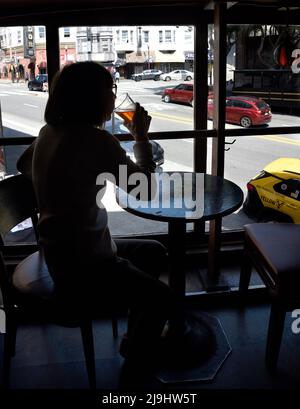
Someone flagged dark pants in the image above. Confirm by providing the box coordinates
[113,239,177,361]
[44,239,179,363]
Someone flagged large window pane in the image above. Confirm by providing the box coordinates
[221,24,300,231]
[59,25,197,236]
[0,25,47,177]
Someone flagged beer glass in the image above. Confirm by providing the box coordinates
[114,93,136,122]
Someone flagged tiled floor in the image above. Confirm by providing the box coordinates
[1,258,299,407]
[1,302,300,393]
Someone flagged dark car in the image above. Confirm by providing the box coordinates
[162,82,194,106]
[105,117,164,167]
[28,74,48,91]
[208,95,272,128]
[131,69,163,82]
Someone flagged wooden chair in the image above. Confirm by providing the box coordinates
[239,223,300,369]
[0,174,118,389]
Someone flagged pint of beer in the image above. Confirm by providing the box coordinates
[114,93,136,122]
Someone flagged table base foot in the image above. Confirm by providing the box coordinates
[156,312,231,383]
[199,271,231,292]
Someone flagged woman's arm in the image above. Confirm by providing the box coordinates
[16,139,36,180]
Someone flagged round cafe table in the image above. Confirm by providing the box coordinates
[117,171,243,381]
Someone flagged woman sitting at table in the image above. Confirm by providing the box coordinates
[17,61,179,372]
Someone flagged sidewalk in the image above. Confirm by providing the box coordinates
[0,78,26,84]
[0,79,47,97]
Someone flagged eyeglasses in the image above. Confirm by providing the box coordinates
[112,83,117,96]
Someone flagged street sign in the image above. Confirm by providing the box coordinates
[23,26,35,59]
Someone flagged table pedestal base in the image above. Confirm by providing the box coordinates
[156,312,231,383]
[199,270,231,292]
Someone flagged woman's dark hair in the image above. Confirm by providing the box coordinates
[45,61,113,126]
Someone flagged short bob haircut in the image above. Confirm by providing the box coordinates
[45,61,113,127]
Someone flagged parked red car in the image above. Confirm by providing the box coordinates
[162,82,194,106]
[208,95,272,128]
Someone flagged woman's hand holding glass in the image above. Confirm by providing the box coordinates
[114,93,151,142]
[123,102,151,142]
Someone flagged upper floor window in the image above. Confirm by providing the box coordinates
[165,30,172,42]
[38,26,45,39]
[17,30,22,43]
[159,30,163,43]
[184,29,192,42]
[143,30,149,43]
[101,39,109,52]
[64,27,70,38]
[116,30,120,42]
[121,30,128,42]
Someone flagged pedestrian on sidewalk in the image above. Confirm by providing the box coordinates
[9,64,16,83]
[18,63,24,81]
[28,61,36,80]
[114,70,120,83]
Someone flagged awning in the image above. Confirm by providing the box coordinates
[126,50,156,64]
[155,50,185,63]
[126,50,185,64]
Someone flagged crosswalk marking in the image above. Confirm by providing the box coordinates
[0,91,30,96]
[3,91,29,95]
[24,103,39,108]
[143,103,177,111]
[117,86,157,95]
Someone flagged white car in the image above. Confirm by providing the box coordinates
[160,69,194,81]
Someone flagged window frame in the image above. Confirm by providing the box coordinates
[1,4,300,249]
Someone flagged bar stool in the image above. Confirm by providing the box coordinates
[239,223,300,369]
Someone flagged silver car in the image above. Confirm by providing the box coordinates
[160,69,194,81]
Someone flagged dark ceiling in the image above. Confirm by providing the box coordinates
[0,0,293,11]
[0,0,299,22]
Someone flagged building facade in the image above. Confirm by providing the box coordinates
[0,25,194,80]
[113,25,194,78]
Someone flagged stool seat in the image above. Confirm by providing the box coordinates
[245,223,300,297]
[240,222,300,369]
[0,174,118,389]
[13,251,55,299]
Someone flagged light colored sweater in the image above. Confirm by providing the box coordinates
[19,124,156,260]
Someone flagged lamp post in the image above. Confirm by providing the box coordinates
[87,27,92,61]
[136,26,142,56]
[65,45,68,63]
[147,44,150,69]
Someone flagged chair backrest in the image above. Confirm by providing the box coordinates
[0,174,38,237]
[0,174,39,309]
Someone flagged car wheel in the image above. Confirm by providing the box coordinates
[240,116,252,128]
[165,76,171,81]
[135,77,140,82]
[259,209,294,224]
[154,76,159,81]
[163,95,171,103]
[186,76,192,81]
[29,85,33,91]
[243,189,264,219]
